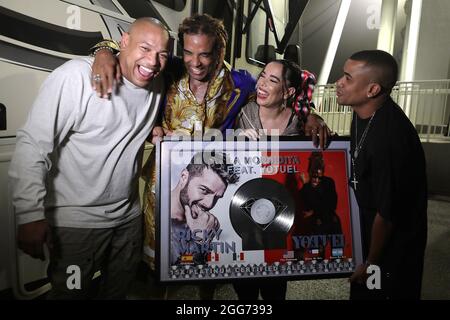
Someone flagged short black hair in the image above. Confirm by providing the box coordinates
[186,151,239,185]
[349,50,398,92]
[308,152,325,175]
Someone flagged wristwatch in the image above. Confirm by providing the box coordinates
[89,39,120,56]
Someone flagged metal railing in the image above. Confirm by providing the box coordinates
[313,80,450,142]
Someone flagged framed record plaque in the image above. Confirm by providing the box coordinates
[156,137,363,283]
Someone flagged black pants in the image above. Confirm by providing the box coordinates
[350,261,424,300]
[233,279,287,300]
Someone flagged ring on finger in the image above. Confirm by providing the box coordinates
[93,74,102,82]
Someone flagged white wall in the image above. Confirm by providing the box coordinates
[414,0,450,80]
[301,0,341,76]
[0,0,112,33]
[0,63,50,138]
[301,0,382,83]
[329,0,382,83]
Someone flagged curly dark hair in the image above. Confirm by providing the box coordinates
[178,13,228,65]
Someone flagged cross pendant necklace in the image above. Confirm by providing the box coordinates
[351,111,376,190]
[351,157,359,190]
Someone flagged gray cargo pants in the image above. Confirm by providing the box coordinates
[46,215,143,299]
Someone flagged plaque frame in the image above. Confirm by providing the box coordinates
[156,137,363,283]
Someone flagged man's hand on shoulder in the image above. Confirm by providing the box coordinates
[91,49,121,99]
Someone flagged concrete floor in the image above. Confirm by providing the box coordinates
[421,197,450,299]
[128,197,450,300]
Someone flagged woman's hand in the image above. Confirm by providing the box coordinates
[91,49,121,98]
[305,114,332,149]
[238,128,259,140]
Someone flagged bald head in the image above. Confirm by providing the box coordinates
[119,17,170,87]
[128,17,170,40]
[349,50,398,93]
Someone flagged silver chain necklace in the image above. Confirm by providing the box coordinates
[350,111,376,190]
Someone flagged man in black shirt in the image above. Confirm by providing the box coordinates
[335,50,427,299]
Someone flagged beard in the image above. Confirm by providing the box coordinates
[179,182,191,207]
[179,181,201,219]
